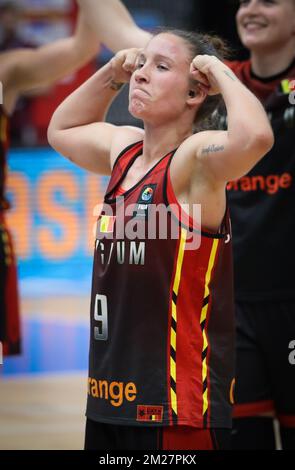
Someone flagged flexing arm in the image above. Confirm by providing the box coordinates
[48,48,141,175]
[191,56,274,183]
[77,0,151,51]
[3,9,99,104]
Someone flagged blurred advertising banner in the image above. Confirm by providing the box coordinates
[6,147,108,294]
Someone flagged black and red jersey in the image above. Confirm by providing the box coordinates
[86,141,235,428]
[0,104,21,355]
[224,59,295,301]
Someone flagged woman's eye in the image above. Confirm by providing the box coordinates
[137,62,145,69]
[157,64,168,71]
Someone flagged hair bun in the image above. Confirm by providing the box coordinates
[203,34,231,60]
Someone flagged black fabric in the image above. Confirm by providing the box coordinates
[280,427,295,450]
[232,417,276,450]
[210,429,231,451]
[84,418,160,451]
[234,300,295,415]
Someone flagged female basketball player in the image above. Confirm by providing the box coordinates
[48,30,273,450]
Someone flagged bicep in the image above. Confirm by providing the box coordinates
[195,130,251,183]
[48,122,116,175]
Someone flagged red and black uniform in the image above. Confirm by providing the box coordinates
[223,59,295,427]
[0,104,21,355]
[85,141,234,449]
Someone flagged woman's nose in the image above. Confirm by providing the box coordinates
[134,65,149,83]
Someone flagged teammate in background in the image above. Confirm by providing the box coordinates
[48,29,273,450]
[222,0,295,450]
[77,0,151,53]
[0,0,149,357]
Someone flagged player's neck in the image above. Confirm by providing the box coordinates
[250,44,295,78]
[142,123,191,165]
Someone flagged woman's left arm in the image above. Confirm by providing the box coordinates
[191,55,274,183]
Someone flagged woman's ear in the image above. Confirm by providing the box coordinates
[187,84,207,107]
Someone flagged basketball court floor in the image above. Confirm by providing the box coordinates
[0,295,90,450]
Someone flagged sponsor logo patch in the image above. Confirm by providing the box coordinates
[137,405,164,423]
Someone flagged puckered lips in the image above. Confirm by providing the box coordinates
[131,87,150,97]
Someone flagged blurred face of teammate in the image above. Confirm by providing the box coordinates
[129,33,197,125]
[236,0,295,52]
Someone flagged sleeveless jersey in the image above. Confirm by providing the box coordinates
[223,60,295,301]
[86,141,235,428]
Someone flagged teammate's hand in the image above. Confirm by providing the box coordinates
[110,48,141,84]
[190,55,227,96]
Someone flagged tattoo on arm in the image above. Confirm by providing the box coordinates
[110,80,124,91]
[223,70,236,82]
[201,144,225,155]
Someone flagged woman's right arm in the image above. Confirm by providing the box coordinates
[47,49,139,175]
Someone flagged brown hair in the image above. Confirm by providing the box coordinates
[153,28,231,131]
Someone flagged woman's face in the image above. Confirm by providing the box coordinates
[236,0,295,52]
[129,33,193,124]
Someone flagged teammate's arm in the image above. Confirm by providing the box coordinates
[77,0,151,51]
[47,48,140,175]
[5,9,99,96]
[191,55,274,183]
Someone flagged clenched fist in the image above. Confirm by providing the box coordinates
[190,54,235,96]
[110,48,142,84]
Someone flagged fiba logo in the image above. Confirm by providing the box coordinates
[289,80,295,106]
[141,187,153,202]
[288,340,295,365]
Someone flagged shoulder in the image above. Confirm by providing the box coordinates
[110,125,144,168]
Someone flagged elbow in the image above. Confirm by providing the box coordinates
[255,126,274,156]
[245,125,274,165]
